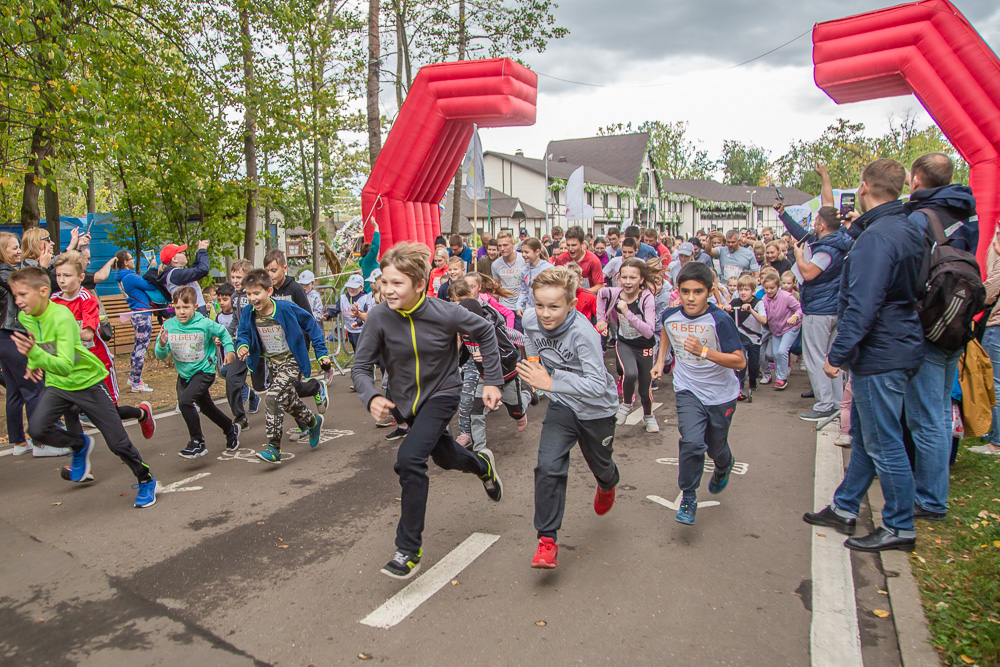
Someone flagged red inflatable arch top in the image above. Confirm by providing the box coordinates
[360,58,537,253]
[813,0,1000,266]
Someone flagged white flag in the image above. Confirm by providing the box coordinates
[463,126,485,200]
[564,165,595,221]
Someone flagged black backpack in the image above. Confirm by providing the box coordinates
[916,208,985,352]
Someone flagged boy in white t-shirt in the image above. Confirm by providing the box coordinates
[652,261,746,526]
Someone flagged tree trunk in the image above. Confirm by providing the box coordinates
[86,169,96,214]
[116,158,142,274]
[367,0,381,166]
[240,4,259,265]
[394,0,404,107]
[312,133,321,273]
[43,176,60,247]
[448,0,467,236]
[19,125,47,230]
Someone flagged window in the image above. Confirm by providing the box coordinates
[587,191,593,206]
[603,194,609,209]
[616,195,622,208]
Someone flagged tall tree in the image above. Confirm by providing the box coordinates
[719,140,771,187]
[367,0,382,166]
[240,2,260,262]
[600,120,714,182]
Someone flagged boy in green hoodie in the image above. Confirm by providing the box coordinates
[156,286,240,458]
[10,267,157,508]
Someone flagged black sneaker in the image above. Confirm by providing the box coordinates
[708,458,736,494]
[477,448,502,502]
[384,427,408,442]
[381,548,422,579]
[226,422,242,451]
[179,441,207,459]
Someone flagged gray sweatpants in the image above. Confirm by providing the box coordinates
[675,390,735,499]
[534,402,619,539]
[469,375,532,452]
[802,314,843,413]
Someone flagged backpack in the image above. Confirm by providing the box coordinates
[916,209,985,352]
[142,267,175,321]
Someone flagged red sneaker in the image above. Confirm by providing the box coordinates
[531,537,558,569]
[594,485,616,515]
[138,401,156,439]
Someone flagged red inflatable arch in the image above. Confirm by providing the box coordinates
[813,0,1000,266]
[360,58,537,253]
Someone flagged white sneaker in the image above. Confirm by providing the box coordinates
[643,415,660,433]
[615,403,632,426]
[130,382,154,393]
[834,434,852,448]
[11,443,32,456]
[32,444,72,457]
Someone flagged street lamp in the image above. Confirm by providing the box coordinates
[745,189,757,231]
[543,153,553,235]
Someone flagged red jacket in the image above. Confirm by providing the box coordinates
[575,288,597,324]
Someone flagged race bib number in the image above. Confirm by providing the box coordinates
[38,341,58,356]
[723,264,742,281]
[258,324,289,355]
[168,332,205,363]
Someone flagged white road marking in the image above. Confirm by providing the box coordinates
[655,457,749,475]
[624,402,663,425]
[157,473,211,494]
[810,422,862,667]
[218,448,296,464]
[360,532,500,629]
[646,493,720,510]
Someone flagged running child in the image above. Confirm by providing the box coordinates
[729,273,766,401]
[652,261,745,526]
[156,287,241,458]
[333,274,372,351]
[760,272,801,391]
[517,238,553,317]
[517,266,621,569]
[224,259,262,426]
[436,256,465,300]
[50,251,156,439]
[11,266,158,507]
[236,269,331,463]
[351,242,504,580]
[596,258,660,432]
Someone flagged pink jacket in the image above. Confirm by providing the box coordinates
[596,286,656,339]
[480,293,515,330]
[763,289,802,336]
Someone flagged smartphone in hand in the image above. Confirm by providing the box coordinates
[840,192,856,217]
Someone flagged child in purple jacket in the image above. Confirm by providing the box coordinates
[761,273,802,391]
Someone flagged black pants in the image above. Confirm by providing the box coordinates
[177,372,233,442]
[393,394,487,553]
[675,390,735,497]
[534,402,619,539]
[737,340,761,391]
[615,342,654,415]
[224,357,267,421]
[0,331,42,443]
[28,382,150,481]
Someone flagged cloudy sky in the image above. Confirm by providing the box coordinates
[468,0,1000,172]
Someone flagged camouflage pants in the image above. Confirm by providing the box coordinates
[264,359,315,446]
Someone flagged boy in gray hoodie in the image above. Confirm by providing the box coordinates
[518,266,621,570]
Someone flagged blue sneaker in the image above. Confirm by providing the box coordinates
[248,391,261,414]
[66,434,95,482]
[708,458,736,495]
[256,444,282,464]
[314,379,328,414]
[133,477,157,508]
[675,498,697,525]
[308,414,324,448]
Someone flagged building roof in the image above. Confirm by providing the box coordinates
[658,178,814,206]
[545,133,650,188]
[485,151,630,188]
[439,186,544,235]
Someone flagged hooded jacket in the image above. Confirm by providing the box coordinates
[828,200,925,375]
[235,298,329,377]
[904,184,978,252]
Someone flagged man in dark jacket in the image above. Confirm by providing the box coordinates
[777,204,853,421]
[902,152,978,522]
[804,158,925,553]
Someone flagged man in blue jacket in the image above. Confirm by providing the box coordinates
[804,158,925,553]
[903,152,978,522]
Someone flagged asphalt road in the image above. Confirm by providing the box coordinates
[0,361,888,666]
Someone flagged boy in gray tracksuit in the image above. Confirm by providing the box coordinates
[517,267,620,569]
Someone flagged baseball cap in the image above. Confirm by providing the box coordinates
[296,269,315,285]
[366,268,383,282]
[345,274,364,289]
[160,243,187,264]
[519,228,528,235]
[677,242,695,257]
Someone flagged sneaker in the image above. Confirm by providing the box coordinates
[11,443,32,456]
[179,441,207,459]
[66,434,95,482]
[455,433,472,448]
[515,415,528,432]
[314,378,329,414]
[133,477,157,508]
[138,401,156,439]
[237,417,249,431]
[760,373,772,385]
[349,385,357,393]
[643,415,659,433]
[381,548,422,579]
[248,392,261,414]
[651,380,659,391]
[531,537,559,569]
[129,382,154,393]
[594,485,615,515]
[384,426,408,442]
[289,428,306,442]
[675,498,697,525]
[737,392,747,402]
[256,444,282,464]
[226,422,242,451]
[308,414,324,448]
[32,444,72,457]
[530,391,540,406]
[708,458,736,494]
[615,403,632,426]
[773,379,788,391]
[800,409,837,422]
[477,448,502,502]
[375,415,396,428]
[834,434,852,448]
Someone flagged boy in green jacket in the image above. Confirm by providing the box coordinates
[10,267,157,508]
[156,286,240,458]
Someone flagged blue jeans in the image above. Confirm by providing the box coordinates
[765,329,798,381]
[904,342,961,514]
[982,326,1000,446]
[833,369,916,537]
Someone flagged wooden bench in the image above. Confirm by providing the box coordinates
[101,295,164,356]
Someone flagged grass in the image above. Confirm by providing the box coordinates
[910,437,1000,666]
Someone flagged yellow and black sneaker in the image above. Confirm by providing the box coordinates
[477,448,503,502]
[381,548,422,579]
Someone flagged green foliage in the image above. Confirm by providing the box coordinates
[718,140,770,187]
[600,120,714,181]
